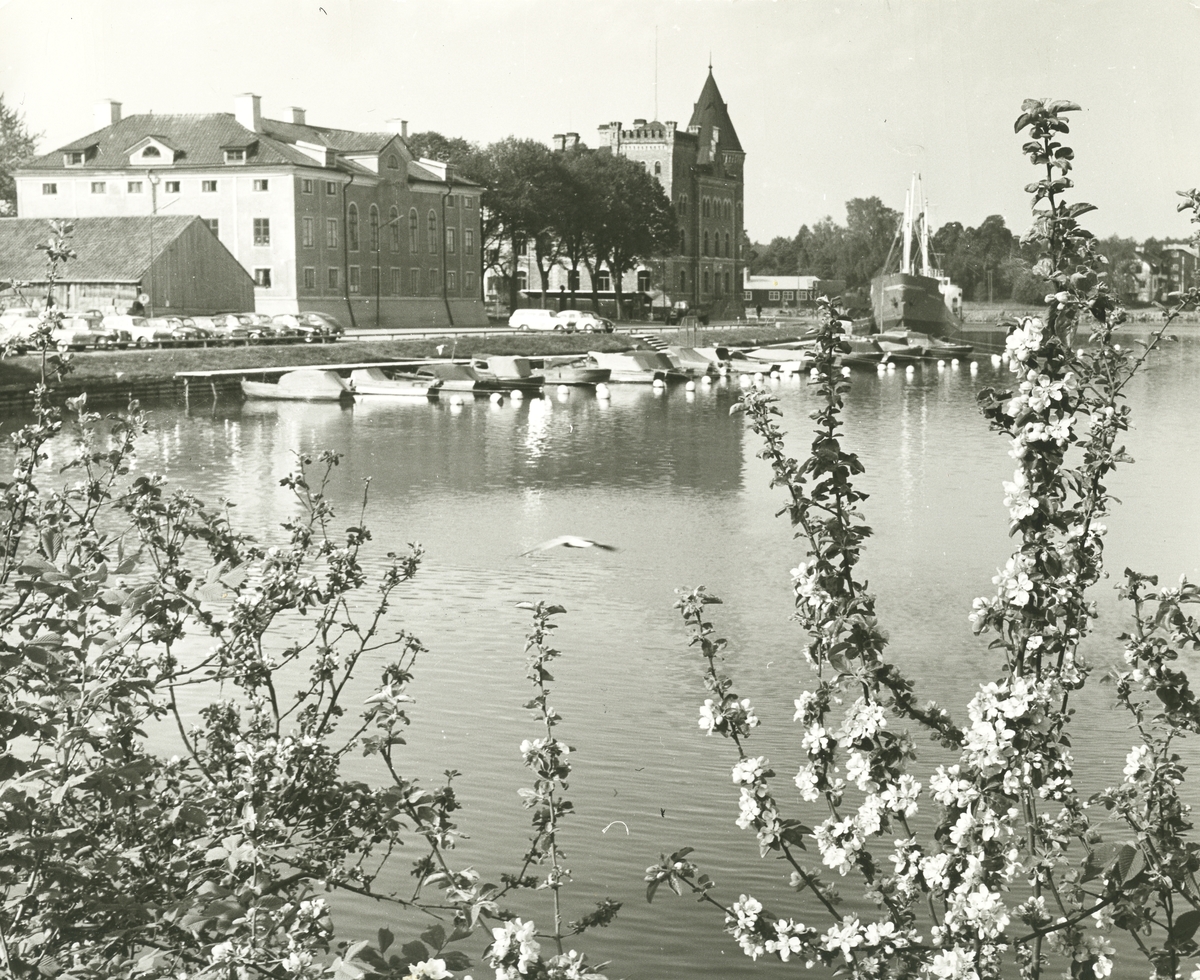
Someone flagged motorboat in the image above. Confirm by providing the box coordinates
[529,355,611,385]
[871,175,964,339]
[417,361,543,395]
[469,354,546,389]
[349,367,440,399]
[241,369,352,402]
[740,344,815,367]
[587,350,687,384]
[664,346,721,377]
[875,331,973,363]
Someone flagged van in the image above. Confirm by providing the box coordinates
[508,308,569,332]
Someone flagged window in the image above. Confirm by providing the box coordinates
[408,209,419,253]
[427,211,437,253]
[446,194,456,208]
[387,154,399,170]
[325,181,337,195]
[744,291,753,301]
[567,269,580,291]
[703,231,709,256]
[768,290,780,300]
[465,229,474,255]
[465,270,475,292]
[596,270,611,291]
[390,207,400,251]
[515,270,527,291]
[326,218,338,248]
[205,218,219,236]
[446,227,456,254]
[429,268,440,293]
[783,290,795,300]
[224,148,245,164]
[65,152,85,167]
[349,266,360,293]
[391,267,401,293]
[678,193,688,212]
[165,180,180,193]
[301,178,314,194]
[42,183,57,195]
[680,230,686,252]
[202,180,217,193]
[447,270,457,291]
[679,270,686,291]
[302,217,314,248]
[253,218,270,246]
[303,267,316,289]
[715,274,722,298]
[347,204,359,251]
[328,267,340,289]
[637,270,651,291]
[369,205,379,251]
[724,232,731,258]
[127,181,143,194]
[463,195,474,208]
[410,268,421,295]
[518,240,528,256]
[654,161,661,176]
[254,268,272,287]
[90,181,106,194]
[703,270,711,293]
[702,197,710,217]
[253,179,269,192]
[141,146,161,159]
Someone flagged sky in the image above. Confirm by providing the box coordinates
[3,0,1199,244]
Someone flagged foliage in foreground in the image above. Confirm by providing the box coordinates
[647,100,1200,980]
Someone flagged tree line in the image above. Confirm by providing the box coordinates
[408,133,677,314]
[748,197,1192,307]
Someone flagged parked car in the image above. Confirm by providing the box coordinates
[109,315,173,347]
[509,308,567,332]
[51,315,127,351]
[557,310,614,333]
[273,311,343,342]
[181,316,221,341]
[205,314,251,343]
[244,312,285,339]
[0,308,43,348]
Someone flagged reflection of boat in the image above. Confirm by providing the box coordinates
[871,175,963,339]
[349,367,440,399]
[529,355,610,386]
[241,369,351,401]
[588,350,687,384]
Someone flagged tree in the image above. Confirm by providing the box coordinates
[0,95,39,216]
[556,149,602,309]
[404,131,477,167]
[843,196,901,289]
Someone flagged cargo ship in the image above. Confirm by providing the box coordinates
[870,175,963,339]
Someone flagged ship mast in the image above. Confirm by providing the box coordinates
[917,173,932,277]
[901,176,914,275]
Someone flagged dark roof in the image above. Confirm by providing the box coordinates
[258,118,396,153]
[688,70,743,161]
[0,216,208,282]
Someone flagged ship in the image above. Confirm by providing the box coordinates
[870,175,964,339]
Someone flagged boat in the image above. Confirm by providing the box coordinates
[529,355,611,385]
[349,367,440,399]
[740,344,815,366]
[665,346,721,377]
[417,361,543,396]
[871,175,964,340]
[241,369,352,401]
[587,350,687,384]
[874,331,973,363]
[468,355,547,390]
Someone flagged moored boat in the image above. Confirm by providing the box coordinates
[588,349,687,384]
[349,367,440,399]
[529,355,610,385]
[469,355,546,390]
[241,369,352,401]
[665,346,721,377]
[417,360,543,396]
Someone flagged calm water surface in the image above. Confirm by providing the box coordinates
[44,334,1200,977]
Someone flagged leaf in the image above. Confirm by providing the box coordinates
[1171,908,1200,946]
[420,924,446,952]
[377,927,394,955]
[400,941,429,965]
[1115,843,1137,882]
[443,951,472,971]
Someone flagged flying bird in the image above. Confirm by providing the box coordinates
[519,535,618,557]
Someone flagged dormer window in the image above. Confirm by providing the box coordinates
[224,148,246,164]
[125,137,177,166]
[141,146,161,159]
[387,154,399,170]
[64,151,85,167]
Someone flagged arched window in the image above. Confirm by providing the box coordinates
[408,209,418,253]
[427,210,438,254]
[389,207,400,251]
[142,145,161,158]
[679,229,686,253]
[703,230,709,256]
[654,161,661,176]
[347,203,359,251]
[369,205,380,251]
[387,154,399,170]
[725,233,731,258]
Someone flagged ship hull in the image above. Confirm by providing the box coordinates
[871,272,961,338]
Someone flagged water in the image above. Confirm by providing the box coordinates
[25,334,1200,977]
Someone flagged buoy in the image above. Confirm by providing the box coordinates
[970,361,979,374]
[877,363,887,375]
[770,371,781,381]
[685,389,695,402]
[809,367,819,378]
[489,391,503,404]
[652,377,665,389]
[937,360,946,370]
[557,385,569,396]
[841,366,851,377]
[905,365,915,375]
[700,375,712,386]
[754,372,764,382]
[887,362,896,372]
[511,389,524,401]
[717,365,728,376]
[449,395,464,406]
[990,354,1002,367]
[739,374,751,388]
[595,382,610,398]
[951,358,960,367]
[685,380,696,392]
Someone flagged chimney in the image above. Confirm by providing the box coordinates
[566,132,579,149]
[553,133,565,151]
[384,118,409,137]
[94,99,121,129]
[633,118,647,127]
[234,93,262,133]
[289,107,306,125]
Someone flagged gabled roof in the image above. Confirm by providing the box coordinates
[0,216,219,282]
[259,118,396,153]
[688,70,743,162]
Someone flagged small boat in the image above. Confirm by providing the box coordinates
[740,344,815,366]
[875,331,973,363]
[665,346,721,377]
[241,369,352,401]
[417,361,543,396]
[588,350,687,384]
[469,355,547,390]
[349,367,440,399]
[530,355,611,385]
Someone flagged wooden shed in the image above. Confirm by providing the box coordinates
[0,216,254,315]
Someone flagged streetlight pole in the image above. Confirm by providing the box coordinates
[148,171,160,316]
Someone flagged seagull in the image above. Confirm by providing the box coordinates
[519,535,618,557]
